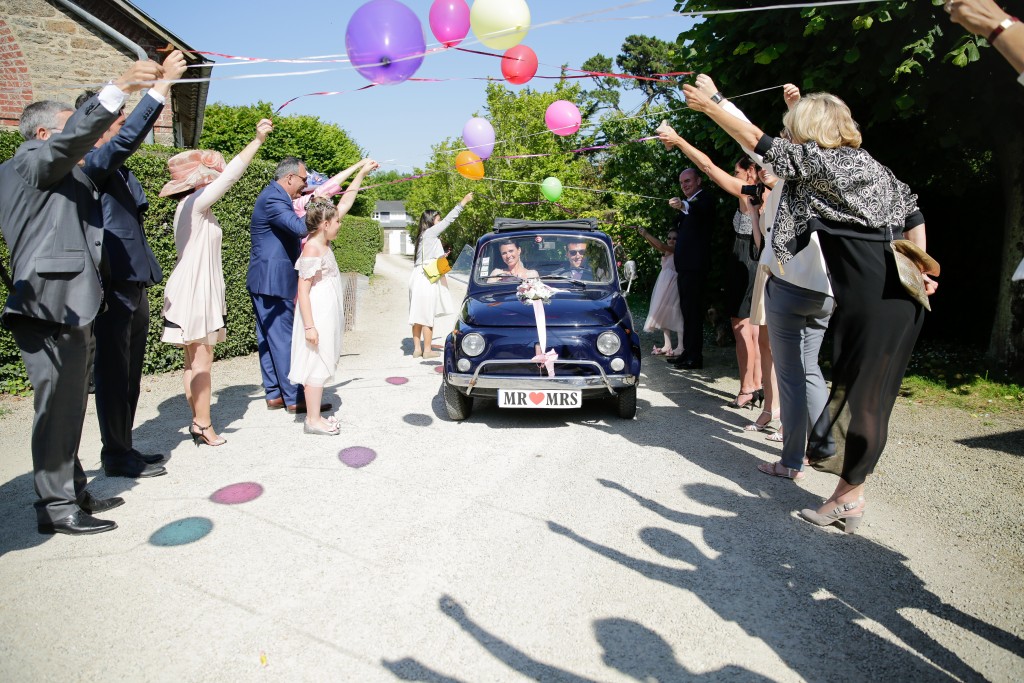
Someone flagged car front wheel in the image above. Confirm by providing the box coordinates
[614,386,637,419]
[443,377,473,421]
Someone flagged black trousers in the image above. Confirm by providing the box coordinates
[7,315,94,523]
[675,269,707,363]
[93,281,150,464]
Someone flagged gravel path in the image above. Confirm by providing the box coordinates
[0,253,1022,682]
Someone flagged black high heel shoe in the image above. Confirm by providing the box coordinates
[190,422,226,447]
[753,388,765,408]
[726,390,756,409]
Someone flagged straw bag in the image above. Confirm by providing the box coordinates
[890,238,940,312]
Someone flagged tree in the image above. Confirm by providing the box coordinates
[199,102,372,215]
[579,54,623,118]
[671,0,1024,377]
[616,34,683,110]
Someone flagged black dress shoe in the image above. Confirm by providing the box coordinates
[103,459,167,479]
[38,511,117,535]
[136,452,165,464]
[286,402,332,414]
[675,359,703,370]
[266,397,285,410]
[79,492,125,514]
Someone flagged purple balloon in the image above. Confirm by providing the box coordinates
[462,117,495,160]
[345,0,426,85]
[429,0,470,48]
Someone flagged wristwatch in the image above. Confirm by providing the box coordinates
[989,15,1020,44]
[711,91,724,104]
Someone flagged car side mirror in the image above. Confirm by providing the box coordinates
[620,260,637,294]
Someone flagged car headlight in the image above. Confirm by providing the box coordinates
[596,331,621,356]
[461,332,485,357]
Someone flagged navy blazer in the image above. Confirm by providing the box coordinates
[246,181,308,299]
[673,189,716,272]
[0,95,118,325]
[81,92,163,285]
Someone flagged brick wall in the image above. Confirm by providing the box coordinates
[0,0,175,144]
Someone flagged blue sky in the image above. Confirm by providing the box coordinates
[129,0,695,171]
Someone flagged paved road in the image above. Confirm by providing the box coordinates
[1,254,1022,682]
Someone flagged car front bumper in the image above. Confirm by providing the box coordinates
[447,359,637,396]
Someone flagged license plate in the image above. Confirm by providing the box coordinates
[498,389,581,409]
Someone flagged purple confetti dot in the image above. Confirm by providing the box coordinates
[386,376,409,385]
[339,446,377,468]
[210,482,264,505]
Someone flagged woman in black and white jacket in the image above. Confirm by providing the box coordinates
[685,83,937,534]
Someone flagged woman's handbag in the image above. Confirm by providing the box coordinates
[889,238,940,311]
[422,256,452,284]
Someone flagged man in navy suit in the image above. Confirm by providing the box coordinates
[668,168,716,369]
[81,50,186,479]
[247,157,331,413]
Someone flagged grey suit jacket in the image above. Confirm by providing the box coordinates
[0,96,118,326]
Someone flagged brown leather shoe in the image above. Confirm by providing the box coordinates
[266,397,285,410]
[286,402,333,414]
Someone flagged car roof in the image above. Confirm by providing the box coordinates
[492,218,599,232]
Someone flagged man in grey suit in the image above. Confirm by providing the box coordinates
[0,60,161,535]
[80,50,186,479]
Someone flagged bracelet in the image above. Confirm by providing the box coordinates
[989,16,1020,44]
[710,91,724,104]
[305,326,315,330]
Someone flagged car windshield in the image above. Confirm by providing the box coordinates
[474,235,614,286]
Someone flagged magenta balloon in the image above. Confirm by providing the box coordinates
[429,0,471,48]
[545,100,582,136]
[462,117,495,160]
[345,0,426,85]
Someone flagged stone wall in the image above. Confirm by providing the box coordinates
[0,0,174,144]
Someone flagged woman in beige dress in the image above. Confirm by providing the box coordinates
[159,119,273,447]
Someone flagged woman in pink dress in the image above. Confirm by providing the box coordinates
[159,119,273,447]
[634,227,684,356]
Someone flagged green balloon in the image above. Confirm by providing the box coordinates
[540,176,563,202]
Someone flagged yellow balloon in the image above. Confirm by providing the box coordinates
[470,0,531,50]
[455,150,484,181]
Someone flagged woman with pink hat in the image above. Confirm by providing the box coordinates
[160,118,273,447]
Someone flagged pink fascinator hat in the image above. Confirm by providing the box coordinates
[159,149,227,197]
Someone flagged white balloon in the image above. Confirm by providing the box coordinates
[470,0,531,50]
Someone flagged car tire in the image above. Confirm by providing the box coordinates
[614,386,637,419]
[444,377,473,421]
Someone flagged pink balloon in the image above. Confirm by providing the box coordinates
[462,117,495,160]
[429,0,471,48]
[545,100,581,137]
[501,44,538,85]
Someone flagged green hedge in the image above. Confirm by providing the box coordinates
[0,131,382,394]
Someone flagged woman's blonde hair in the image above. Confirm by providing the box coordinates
[782,92,862,149]
[305,198,337,232]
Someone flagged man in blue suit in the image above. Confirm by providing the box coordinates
[80,50,186,479]
[247,157,331,413]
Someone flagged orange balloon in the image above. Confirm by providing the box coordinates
[455,150,484,181]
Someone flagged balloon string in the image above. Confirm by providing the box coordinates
[452,46,693,83]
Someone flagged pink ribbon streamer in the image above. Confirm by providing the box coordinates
[529,299,558,377]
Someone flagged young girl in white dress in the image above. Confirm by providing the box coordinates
[634,227,685,356]
[287,199,348,435]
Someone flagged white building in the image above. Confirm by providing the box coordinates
[372,201,413,256]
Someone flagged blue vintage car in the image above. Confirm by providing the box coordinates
[442,218,641,420]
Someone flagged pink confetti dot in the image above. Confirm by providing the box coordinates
[210,482,264,505]
[386,376,409,385]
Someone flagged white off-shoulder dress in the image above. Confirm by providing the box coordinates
[288,251,344,387]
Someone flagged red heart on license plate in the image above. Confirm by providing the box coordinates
[529,392,545,405]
